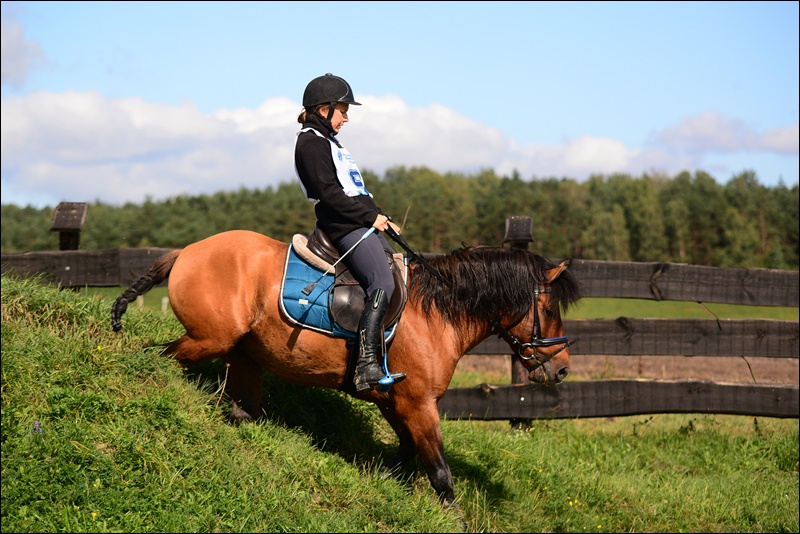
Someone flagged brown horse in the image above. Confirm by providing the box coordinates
[111,229,582,508]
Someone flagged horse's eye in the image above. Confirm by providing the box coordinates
[544,308,557,320]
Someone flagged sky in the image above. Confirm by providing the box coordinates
[1,0,798,209]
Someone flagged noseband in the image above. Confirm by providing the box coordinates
[503,288,580,372]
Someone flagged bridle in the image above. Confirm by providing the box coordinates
[385,227,579,372]
[503,288,580,371]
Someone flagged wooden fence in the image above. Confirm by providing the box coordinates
[2,247,798,420]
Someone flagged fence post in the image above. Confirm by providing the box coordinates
[503,216,534,430]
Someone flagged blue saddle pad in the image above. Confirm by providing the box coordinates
[280,245,396,340]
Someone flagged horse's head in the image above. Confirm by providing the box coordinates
[508,259,580,385]
[408,246,582,385]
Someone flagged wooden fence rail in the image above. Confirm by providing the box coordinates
[472,318,799,358]
[3,247,798,419]
[3,249,798,306]
[567,259,798,307]
[439,380,799,420]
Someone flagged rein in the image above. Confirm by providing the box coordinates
[385,227,579,371]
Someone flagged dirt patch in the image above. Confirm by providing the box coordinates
[457,354,799,385]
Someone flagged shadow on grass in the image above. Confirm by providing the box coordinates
[446,447,517,505]
[181,359,394,462]
[180,358,516,507]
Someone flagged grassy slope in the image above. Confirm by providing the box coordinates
[2,277,460,532]
[3,276,798,533]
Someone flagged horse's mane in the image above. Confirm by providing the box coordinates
[408,245,583,330]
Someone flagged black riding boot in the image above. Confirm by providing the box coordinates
[354,289,393,392]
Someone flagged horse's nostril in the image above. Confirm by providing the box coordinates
[556,366,570,381]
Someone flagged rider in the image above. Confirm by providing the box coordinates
[293,73,405,392]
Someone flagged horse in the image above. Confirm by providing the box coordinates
[110,229,582,509]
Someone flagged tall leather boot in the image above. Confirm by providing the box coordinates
[354,289,391,392]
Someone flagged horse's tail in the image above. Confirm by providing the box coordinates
[111,250,181,332]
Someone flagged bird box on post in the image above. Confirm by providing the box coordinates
[50,202,88,250]
[503,215,533,247]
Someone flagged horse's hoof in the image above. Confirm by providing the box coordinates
[229,407,255,423]
[443,500,468,532]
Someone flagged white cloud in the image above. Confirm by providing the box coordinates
[347,95,508,173]
[1,91,797,208]
[1,3,45,88]
[213,97,299,133]
[648,111,799,156]
[1,91,300,206]
[756,124,799,154]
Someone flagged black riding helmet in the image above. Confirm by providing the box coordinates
[303,73,361,120]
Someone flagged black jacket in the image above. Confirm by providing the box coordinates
[294,114,382,243]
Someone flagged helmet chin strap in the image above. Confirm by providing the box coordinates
[311,106,337,137]
[326,102,336,121]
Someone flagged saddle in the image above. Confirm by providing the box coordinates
[291,226,408,333]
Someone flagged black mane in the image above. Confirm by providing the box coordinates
[408,245,583,331]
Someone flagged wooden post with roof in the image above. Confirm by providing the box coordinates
[50,202,88,251]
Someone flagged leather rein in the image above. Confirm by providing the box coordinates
[385,227,579,371]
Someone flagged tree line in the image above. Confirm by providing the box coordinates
[1,167,797,270]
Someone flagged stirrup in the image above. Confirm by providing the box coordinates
[376,373,406,393]
[375,353,406,392]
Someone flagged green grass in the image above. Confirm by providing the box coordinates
[3,276,459,532]
[569,297,799,320]
[443,414,798,532]
[4,276,799,532]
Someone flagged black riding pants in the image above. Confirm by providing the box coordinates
[334,228,395,303]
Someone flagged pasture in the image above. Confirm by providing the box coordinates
[2,275,798,532]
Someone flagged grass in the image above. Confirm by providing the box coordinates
[569,297,799,320]
[443,414,798,532]
[3,276,458,532]
[3,276,798,532]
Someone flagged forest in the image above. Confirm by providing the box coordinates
[2,166,798,270]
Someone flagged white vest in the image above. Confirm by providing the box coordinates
[295,128,371,203]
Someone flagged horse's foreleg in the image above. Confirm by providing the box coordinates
[400,401,456,505]
[377,404,417,472]
[223,351,264,422]
[404,401,467,529]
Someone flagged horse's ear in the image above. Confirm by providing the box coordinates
[545,259,570,283]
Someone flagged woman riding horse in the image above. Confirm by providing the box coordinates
[293,73,404,392]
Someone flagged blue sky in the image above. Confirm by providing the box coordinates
[2,0,798,208]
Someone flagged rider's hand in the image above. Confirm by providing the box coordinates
[372,214,390,232]
[373,214,401,234]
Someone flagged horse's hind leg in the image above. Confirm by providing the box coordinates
[223,350,263,422]
[165,336,263,421]
[164,334,233,365]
